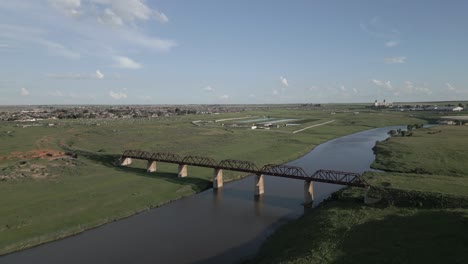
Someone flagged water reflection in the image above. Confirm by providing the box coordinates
[254,195,264,216]
[212,188,223,209]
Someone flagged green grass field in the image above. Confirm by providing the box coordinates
[251,189,468,264]
[251,125,468,263]
[0,108,425,255]
[368,125,468,195]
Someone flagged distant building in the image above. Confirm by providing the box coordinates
[432,106,463,111]
[373,99,393,108]
[439,120,456,125]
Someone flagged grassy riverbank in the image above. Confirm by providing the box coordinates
[368,125,468,195]
[251,189,468,264]
[251,125,468,263]
[0,108,424,255]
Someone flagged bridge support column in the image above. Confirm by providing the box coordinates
[364,186,371,204]
[254,174,264,196]
[304,181,314,206]
[178,164,188,177]
[146,160,157,172]
[213,168,223,188]
[120,157,132,166]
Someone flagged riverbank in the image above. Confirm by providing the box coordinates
[0,110,425,256]
[367,125,468,196]
[251,125,468,263]
[250,189,468,264]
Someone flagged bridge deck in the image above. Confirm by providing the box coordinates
[121,150,369,188]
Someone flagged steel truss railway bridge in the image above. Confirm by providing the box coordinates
[120,150,371,205]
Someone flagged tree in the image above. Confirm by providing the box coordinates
[388,130,397,136]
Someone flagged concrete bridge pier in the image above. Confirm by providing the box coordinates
[304,180,314,206]
[147,160,157,172]
[213,168,223,188]
[178,164,188,177]
[120,157,132,166]
[254,174,264,196]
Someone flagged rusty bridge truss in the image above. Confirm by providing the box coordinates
[121,150,369,188]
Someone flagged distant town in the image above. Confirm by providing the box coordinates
[370,99,465,111]
[0,104,321,122]
[0,101,466,122]
[0,105,246,122]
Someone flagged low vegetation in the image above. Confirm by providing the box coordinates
[372,126,468,177]
[252,125,468,263]
[0,108,424,255]
[251,189,468,264]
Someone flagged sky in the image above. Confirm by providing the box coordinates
[1,0,468,105]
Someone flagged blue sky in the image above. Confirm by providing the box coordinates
[1,0,467,105]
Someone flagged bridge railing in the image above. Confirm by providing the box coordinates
[150,152,183,164]
[311,169,368,187]
[120,150,369,188]
[260,164,308,179]
[181,156,218,168]
[217,159,259,174]
[122,150,151,159]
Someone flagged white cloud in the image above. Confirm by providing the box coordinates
[385,40,399,47]
[97,0,152,24]
[384,56,406,64]
[371,79,393,90]
[272,89,279,95]
[109,90,127,99]
[446,83,456,91]
[120,32,176,51]
[48,0,81,17]
[340,85,347,92]
[0,0,176,71]
[402,81,432,95]
[113,56,142,69]
[50,0,170,26]
[0,24,80,59]
[20,87,30,96]
[203,86,215,92]
[100,8,124,26]
[49,90,64,97]
[48,69,105,79]
[371,80,432,98]
[67,92,96,100]
[135,95,152,101]
[41,40,81,59]
[446,84,467,95]
[249,94,256,98]
[154,10,169,23]
[280,76,289,87]
[219,94,229,100]
[353,88,358,93]
[95,70,104,79]
[361,17,400,48]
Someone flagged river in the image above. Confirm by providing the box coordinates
[0,126,398,264]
